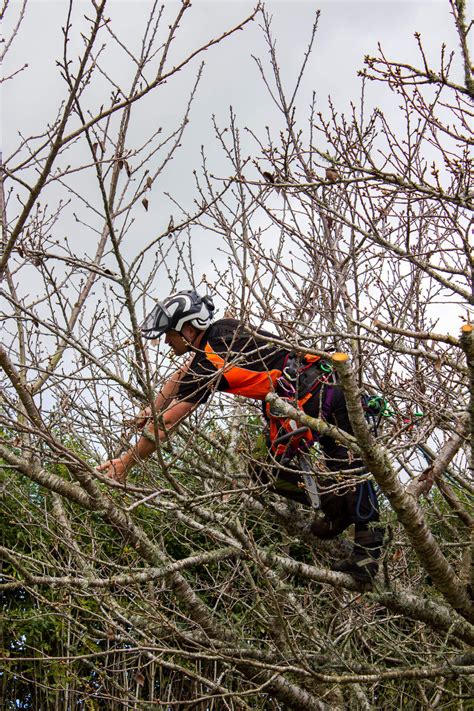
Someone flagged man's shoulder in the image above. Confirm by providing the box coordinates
[206,318,286,346]
[207,317,277,335]
[205,318,241,339]
[211,317,241,329]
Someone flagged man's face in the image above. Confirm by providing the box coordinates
[164,329,189,356]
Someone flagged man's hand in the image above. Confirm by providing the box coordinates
[96,455,129,483]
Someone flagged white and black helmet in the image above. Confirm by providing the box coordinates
[141,289,215,340]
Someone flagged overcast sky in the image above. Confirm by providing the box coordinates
[3,0,459,178]
[1,1,463,318]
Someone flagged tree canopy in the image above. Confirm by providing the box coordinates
[1,1,473,708]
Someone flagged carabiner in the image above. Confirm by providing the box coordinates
[319,361,333,373]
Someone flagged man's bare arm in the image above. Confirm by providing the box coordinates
[97,358,196,482]
[97,399,196,482]
[133,357,194,428]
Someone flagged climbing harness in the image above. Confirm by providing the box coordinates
[264,353,336,508]
[359,394,393,509]
[265,353,336,457]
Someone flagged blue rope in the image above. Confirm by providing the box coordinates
[355,480,379,522]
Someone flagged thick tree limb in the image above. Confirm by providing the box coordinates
[460,325,474,473]
[331,353,474,622]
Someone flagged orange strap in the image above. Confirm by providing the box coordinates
[265,393,315,456]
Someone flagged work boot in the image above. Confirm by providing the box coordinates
[332,554,379,582]
[332,526,384,583]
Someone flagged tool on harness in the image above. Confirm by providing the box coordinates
[361,394,394,437]
[272,426,310,445]
[264,353,335,509]
[297,451,321,509]
[362,394,394,418]
[270,427,321,508]
[362,393,424,436]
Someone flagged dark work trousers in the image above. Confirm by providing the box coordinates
[309,383,383,558]
[252,382,383,558]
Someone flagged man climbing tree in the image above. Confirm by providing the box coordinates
[98,289,384,582]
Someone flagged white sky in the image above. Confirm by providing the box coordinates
[3,0,459,181]
[1,0,465,322]
[1,0,469,437]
